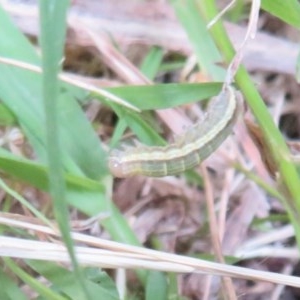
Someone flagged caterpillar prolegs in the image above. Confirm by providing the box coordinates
[108,85,240,177]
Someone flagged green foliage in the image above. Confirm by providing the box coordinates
[0,267,28,300]
[261,0,300,28]
[199,0,300,250]
[105,82,222,111]
[140,46,164,79]
[28,261,120,300]
[146,271,168,300]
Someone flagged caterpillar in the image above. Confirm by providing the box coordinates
[108,84,240,177]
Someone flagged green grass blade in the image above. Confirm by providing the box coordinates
[146,271,168,300]
[28,261,120,300]
[0,177,53,227]
[171,0,224,80]
[105,82,222,110]
[105,83,223,149]
[140,46,164,80]
[261,0,300,28]
[0,104,16,126]
[0,6,106,179]
[200,0,300,250]
[38,1,90,299]
[4,258,67,300]
[0,1,147,287]
[105,82,224,156]
[0,148,145,280]
[0,268,28,300]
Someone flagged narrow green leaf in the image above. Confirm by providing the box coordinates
[0,148,143,262]
[28,261,120,300]
[200,0,300,251]
[0,6,106,179]
[105,85,224,172]
[171,0,225,80]
[146,271,168,300]
[0,104,16,126]
[110,102,165,147]
[105,82,222,110]
[261,0,300,28]
[0,2,147,286]
[167,273,180,300]
[140,46,164,80]
[39,1,90,299]
[0,268,28,300]
[4,258,66,300]
[109,118,128,148]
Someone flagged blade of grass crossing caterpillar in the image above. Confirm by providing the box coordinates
[109,85,240,177]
